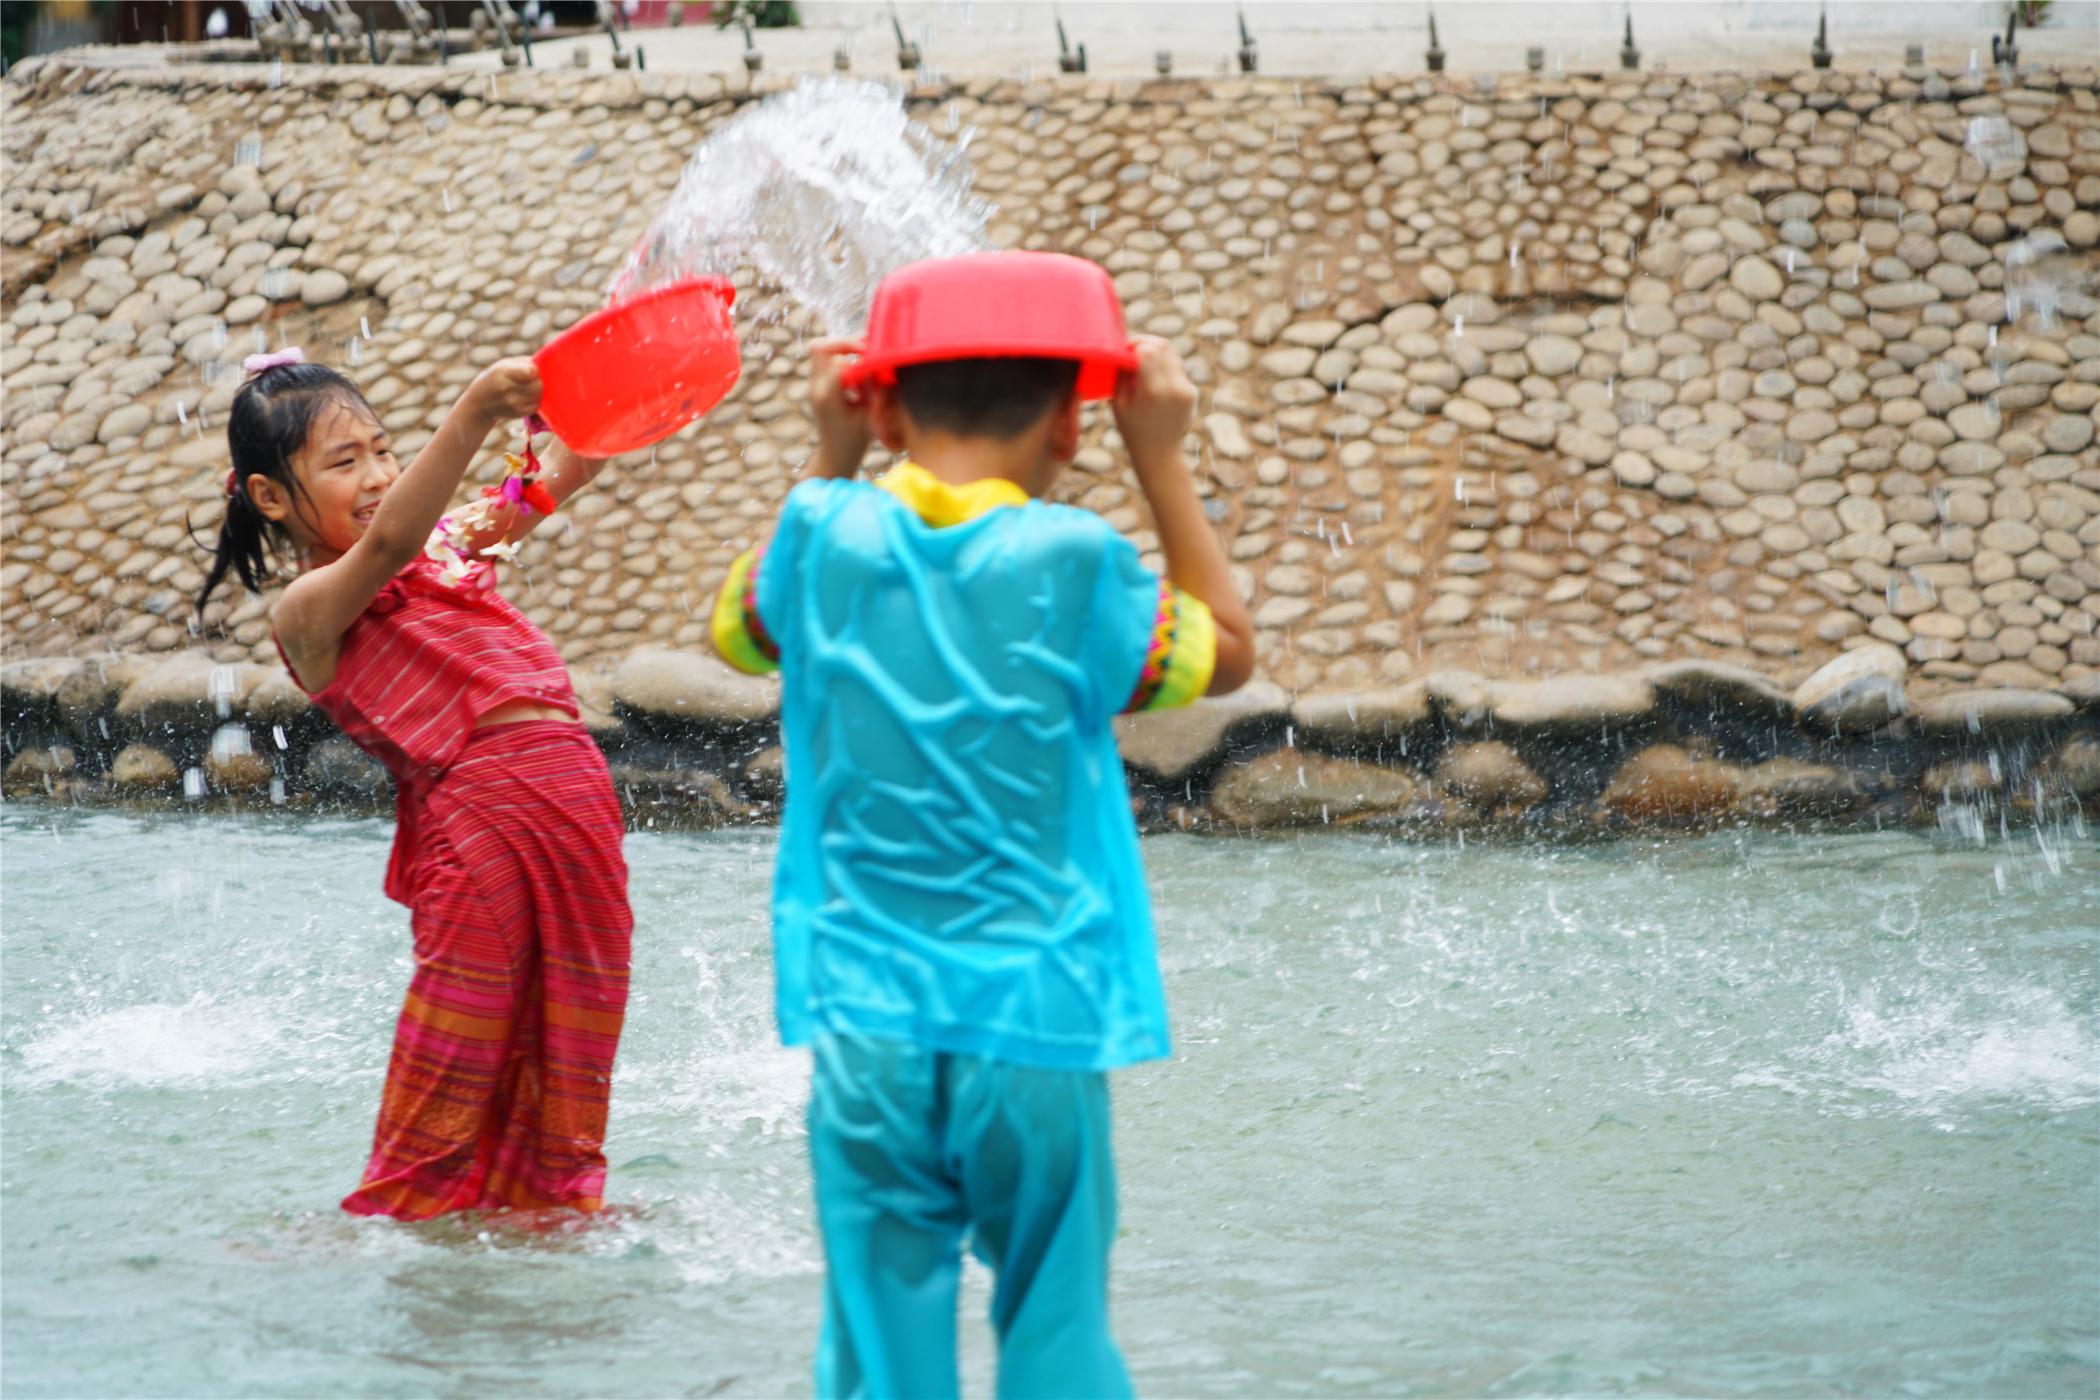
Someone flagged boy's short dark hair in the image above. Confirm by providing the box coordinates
[893,357,1081,440]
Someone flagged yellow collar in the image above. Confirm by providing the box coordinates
[875,461,1029,528]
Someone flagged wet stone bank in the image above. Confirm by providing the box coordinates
[3,644,2094,833]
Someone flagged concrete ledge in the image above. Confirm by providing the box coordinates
[4,648,2094,833]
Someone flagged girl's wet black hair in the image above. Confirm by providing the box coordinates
[195,362,372,621]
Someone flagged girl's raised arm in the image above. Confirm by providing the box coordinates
[273,359,542,673]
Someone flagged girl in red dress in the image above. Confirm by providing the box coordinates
[199,348,632,1221]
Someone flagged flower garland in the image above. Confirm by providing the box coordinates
[424,413,556,588]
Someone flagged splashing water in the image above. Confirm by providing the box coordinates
[5,815,2094,1397]
[1963,115,2025,177]
[2004,230,2074,331]
[609,80,989,333]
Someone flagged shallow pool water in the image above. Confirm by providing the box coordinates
[3,806,2096,1397]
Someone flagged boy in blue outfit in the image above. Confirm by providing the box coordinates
[713,252,1254,1399]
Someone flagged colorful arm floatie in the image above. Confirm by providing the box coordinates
[1124,580,1217,713]
[711,546,780,675]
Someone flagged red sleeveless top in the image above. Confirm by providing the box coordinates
[278,554,579,903]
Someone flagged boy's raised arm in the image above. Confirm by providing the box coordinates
[1114,337,1256,696]
[808,338,873,480]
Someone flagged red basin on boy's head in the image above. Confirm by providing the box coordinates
[843,251,1137,400]
[533,277,740,458]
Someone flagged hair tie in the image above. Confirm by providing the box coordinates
[242,346,305,377]
[225,468,243,501]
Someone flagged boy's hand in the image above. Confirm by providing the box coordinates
[464,358,543,427]
[808,337,872,479]
[1112,335,1197,473]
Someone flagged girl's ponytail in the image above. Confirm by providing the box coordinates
[196,467,272,618]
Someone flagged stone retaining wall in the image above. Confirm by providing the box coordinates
[2,52,2098,831]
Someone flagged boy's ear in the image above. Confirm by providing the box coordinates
[869,382,909,453]
[1045,391,1083,463]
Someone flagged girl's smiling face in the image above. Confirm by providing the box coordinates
[249,400,399,565]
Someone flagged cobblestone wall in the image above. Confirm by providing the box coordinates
[3,54,2097,704]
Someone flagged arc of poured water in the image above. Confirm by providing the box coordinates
[609,79,989,334]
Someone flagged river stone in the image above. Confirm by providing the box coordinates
[1862,280,1937,310]
[570,668,624,736]
[1290,684,1433,750]
[1792,643,1909,733]
[1524,334,1582,377]
[304,736,390,800]
[243,670,311,725]
[1461,376,1522,410]
[1730,256,1783,301]
[1940,441,2004,476]
[1209,747,1423,828]
[1116,679,1285,783]
[4,745,77,795]
[109,742,180,792]
[1279,318,1346,348]
[206,747,274,793]
[1912,687,2074,733]
[1601,744,1742,821]
[740,745,785,805]
[1920,759,2000,800]
[1205,412,1252,459]
[299,269,351,306]
[2060,674,2100,711]
[1645,659,1794,719]
[1435,740,1547,812]
[1425,670,1493,730]
[2037,733,2100,799]
[1,656,80,734]
[116,654,260,737]
[1946,402,2000,440]
[1488,673,1656,731]
[613,646,778,728]
[54,654,154,737]
[1556,424,1613,467]
[1682,251,1729,291]
[2032,409,2093,454]
[1734,757,1879,819]
[605,765,741,826]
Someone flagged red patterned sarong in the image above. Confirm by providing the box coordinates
[342,720,631,1220]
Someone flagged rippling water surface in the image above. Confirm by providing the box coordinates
[3,807,2095,1397]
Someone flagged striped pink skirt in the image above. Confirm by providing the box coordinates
[342,720,631,1220]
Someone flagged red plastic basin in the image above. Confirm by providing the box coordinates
[534,277,740,457]
[842,251,1136,400]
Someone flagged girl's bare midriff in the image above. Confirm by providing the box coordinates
[477,698,576,728]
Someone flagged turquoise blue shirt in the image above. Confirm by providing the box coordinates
[742,471,1183,1070]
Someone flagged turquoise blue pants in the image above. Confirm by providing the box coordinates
[807,1033,1134,1400]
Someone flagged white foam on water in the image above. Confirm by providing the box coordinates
[618,1045,811,1140]
[1827,983,2100,1111]
[17,997,284,1091]
[609,78,988,332]
[656,1180,825,1287]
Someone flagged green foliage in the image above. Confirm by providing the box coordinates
[1,4,32,70]
[2013,0,2052,25]
[712,1,799,29]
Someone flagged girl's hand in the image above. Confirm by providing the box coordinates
[464,358,543,427]
[1112,335,1198,474]
[808,338,872,479]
